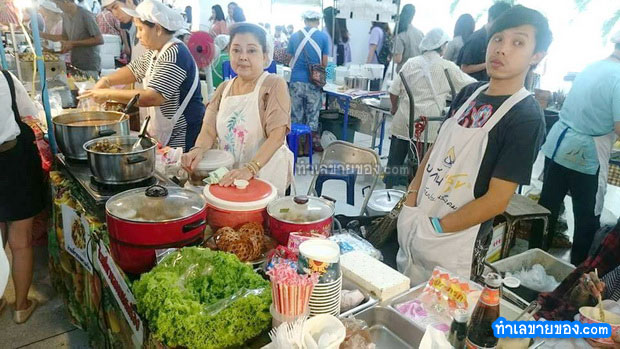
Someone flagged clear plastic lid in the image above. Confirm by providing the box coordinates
[195,149,235,173]
[267,196,334,224]
[106,185,206,222]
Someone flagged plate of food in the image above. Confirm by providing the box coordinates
[203,222,277,266]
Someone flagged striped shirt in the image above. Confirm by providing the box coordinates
[128,42,205,150]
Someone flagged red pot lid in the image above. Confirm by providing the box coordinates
[203,178,277,211]
[106,185,205,222]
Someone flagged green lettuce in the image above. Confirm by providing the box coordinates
[132,247,271,348]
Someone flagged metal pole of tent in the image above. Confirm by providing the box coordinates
[28,5,57,154]
[0,32,8,69]
[8,23,23,81]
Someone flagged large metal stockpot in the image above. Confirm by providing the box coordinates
[53,111,130,160]
[83,135,156,184]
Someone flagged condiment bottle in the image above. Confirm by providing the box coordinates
[449,308,469,349]
[466,273,502,348]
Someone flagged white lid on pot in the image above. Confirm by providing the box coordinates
[367,189,405,213]
[195,149,235,172]
[203,178,277,211]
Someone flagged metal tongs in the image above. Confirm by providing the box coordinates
[514,301,542,321]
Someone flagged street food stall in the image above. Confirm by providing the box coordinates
[1,0,619,348]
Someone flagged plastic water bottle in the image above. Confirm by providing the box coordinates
[326,57,336,83]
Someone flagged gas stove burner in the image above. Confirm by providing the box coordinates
[64,157,88,165]
[89,176,157,195]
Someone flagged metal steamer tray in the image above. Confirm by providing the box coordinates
[353,306,424,348]
[488,248,575,308]
[339,275,379,318]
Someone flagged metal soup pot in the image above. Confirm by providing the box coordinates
[267,195,335,245]
[53,111,130,160]
[83,135,156,184]
[366,189,405,216]
[106,185,207,274]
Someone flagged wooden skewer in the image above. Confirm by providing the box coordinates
[594,268,605,322]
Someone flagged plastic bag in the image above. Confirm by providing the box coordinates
[132,247,271,349]
[395,266,482,333]
[340,317,375,349]
[329,231,383,260]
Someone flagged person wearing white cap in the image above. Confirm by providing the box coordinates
[79,0,204,152]
[533,29,620,265]
[101,0,146,61]
[182,23,294,196]
[40,0,103,78]
[385,28,475,189]
[287,10,330,151]
[38,0,63,36]
[211,34,230,88]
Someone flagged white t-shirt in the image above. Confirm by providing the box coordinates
[0,72,38,144]
[389,51,476,142]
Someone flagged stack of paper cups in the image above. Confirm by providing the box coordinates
[298,239,342,316]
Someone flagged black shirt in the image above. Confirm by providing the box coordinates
[446,82,545,238]
[457,28,489,81]
[448,82,545,199]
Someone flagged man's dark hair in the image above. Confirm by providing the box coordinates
[488,2,511,22]
[229,22,267,54]
[488,5,553,53]
[396,4,415,34]
[228,2,238,8]
[212,4,225,21]
[454,13,475,42]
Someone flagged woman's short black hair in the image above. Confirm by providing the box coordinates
[141,20,176,35]
[229,23,267,53]
[232,6,245,22]
[397,4,415,35]
[454,14,475,41]
[212,5,225,21]
[488,5,552,53]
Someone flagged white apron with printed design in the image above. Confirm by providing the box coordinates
[216,72,294,196]
[142,38,199,146]
[397,84,531,285]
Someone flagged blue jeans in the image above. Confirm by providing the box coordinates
[289,81,322,132]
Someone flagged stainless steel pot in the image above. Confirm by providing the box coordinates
[353,77,370,90]
[344,76,355,89]
[83,135,156,184]
[53,111,130,160]
[366,189,405,216]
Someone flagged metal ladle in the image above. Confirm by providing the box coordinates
[118,93,140,122]
[131,115,151,151]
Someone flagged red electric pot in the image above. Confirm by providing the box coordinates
[267,195,335,245]
[106,185,207,274]
[203,178,277,230]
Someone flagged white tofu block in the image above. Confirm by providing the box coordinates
[340,251,410,301]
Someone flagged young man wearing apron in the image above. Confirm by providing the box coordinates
[532,31,620,266]
[397,6,553,285]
